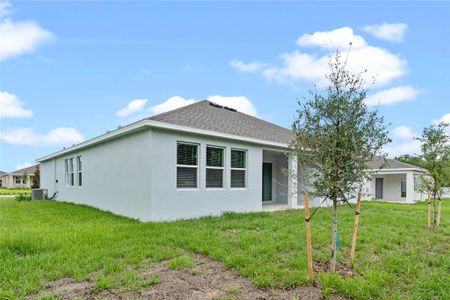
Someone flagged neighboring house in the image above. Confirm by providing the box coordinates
[37,100,427,221]
[362,157,429,203]
[0,170,6,186]
[1,165,37,188]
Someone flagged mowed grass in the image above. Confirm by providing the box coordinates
[0,198,449,299]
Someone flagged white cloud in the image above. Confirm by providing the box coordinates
[384,139,421,158]
[0,127,84,146]
[233,26,408,88]
[116,99,148,117]
[0,0,53,61]
[229,60,268,72]
[384,125,421,157]
[297,27,367,49]
[0,91,33,118]
[433,113,450,135]
[15,162,31,170]
[146,95,258,117]
[365,86,421,106]
[207,95,258,116]
[363,23,408,42]
[148,96,196,115]
[392,126,415,140]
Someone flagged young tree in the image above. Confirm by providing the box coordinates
[415,122,450,225]
[22,171,28,189]
[289,50,390,271]
[31,165,40,189]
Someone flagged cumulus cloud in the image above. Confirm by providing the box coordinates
[229,60,268,72]
[297,27,367,49]
[148,96,196,115]
[0,91,33,118]
[207,95,258,116]
[384,126,421,157]
[433,113,450,135]
[118,95,259,119]
[232,26,408,88]
[15,162,31,170]
[0,0,53,61]
[0,127,84,146]
[365,86,421,106]
[116,99,148,117]
[363,23,408,42]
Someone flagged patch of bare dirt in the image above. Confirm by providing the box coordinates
[29,255,350,300]
[313,260,355,278]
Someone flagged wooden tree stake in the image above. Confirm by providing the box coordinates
[437,198,442,226]
[304,192,314,283]
[427,191,431,228]
[350,192,362,262]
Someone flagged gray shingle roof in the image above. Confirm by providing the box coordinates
[368,157,425,170]
[149,100,293,144]
[9,165,37,175]
[0,170,6,176]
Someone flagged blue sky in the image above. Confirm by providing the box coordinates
[1,1,449,172]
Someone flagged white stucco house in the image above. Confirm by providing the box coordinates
[37,100,427,221]
[362,157,428,203]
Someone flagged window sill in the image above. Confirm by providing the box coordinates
[176,188,200,192]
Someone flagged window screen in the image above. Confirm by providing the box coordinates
[206,146,224,188]
[177,143,198,188]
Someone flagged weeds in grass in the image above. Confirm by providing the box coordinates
[167,256,194,270]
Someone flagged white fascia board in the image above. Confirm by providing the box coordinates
[367,168,428,174]
[36,119,289,162]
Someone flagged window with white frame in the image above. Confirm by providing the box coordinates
[77,156,82,187]
[206,146,224,188]
[65,159,69,186]
[177,142,199,188]
[69,157,75,186]
[230,149,247,188]
[14,176,22,184]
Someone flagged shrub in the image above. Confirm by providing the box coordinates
[15,194,32,202]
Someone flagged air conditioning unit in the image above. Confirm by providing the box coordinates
[32,189,48,200]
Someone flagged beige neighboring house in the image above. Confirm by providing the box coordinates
[1,165,37,188]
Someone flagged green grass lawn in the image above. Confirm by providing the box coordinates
[0,188,31,195]
[1,198,449,299]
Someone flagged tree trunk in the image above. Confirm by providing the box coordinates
[330,199,338,272]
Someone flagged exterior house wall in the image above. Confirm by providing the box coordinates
[262,151,288,204]
[40,129,153,221]
[148,128,266,221]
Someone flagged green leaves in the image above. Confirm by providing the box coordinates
[290,50,390,201]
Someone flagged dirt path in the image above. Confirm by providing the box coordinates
[29,254,349,300]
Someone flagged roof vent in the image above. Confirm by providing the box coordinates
[209,102,223,109]
[224,106,236,112]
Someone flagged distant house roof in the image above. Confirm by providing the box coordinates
[368,157,427,171]
[0,170,7,177]
[149,100,293,144]
[8,165,37,176]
